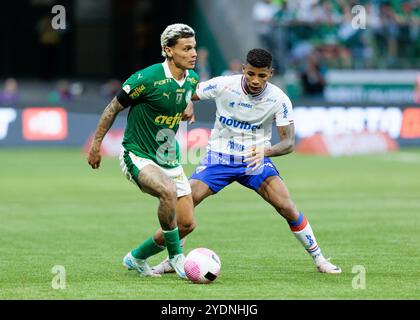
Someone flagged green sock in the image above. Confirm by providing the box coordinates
[163,227,182,259]
[131,236,165,260]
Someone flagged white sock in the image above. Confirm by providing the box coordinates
[288,212,324,262]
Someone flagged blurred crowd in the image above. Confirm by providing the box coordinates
[2,1,419,103]
[253,0,420,72]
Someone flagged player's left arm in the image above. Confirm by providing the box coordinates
[266,94,295,157]
[244,124,294,168]
[265,123,295,157]
[183,76,225,125]
[245,93,295,167]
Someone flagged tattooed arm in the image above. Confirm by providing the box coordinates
[87,97,125,169]
[265,124,295,157]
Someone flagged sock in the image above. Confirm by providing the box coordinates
[163,227,182,259]
[288,212,323,261]
[180,237,186,248]
[131,235,165,260]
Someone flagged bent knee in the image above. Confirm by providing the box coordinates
[179,219,196,233]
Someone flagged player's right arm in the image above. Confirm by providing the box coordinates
[87,97,125,169]
[187,76,229,121]
[88,70,148,169]
[192,76,229,101]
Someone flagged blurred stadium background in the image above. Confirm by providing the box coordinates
[1,0,419,300]
[1,0,419,151]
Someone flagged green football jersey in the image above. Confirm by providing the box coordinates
[121,61,199,168]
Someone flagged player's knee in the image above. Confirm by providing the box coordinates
[179,218,196,234]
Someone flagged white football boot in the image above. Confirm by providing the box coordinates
[152,237,185,275]
[315,256,342,274]
[168,253,187,279]
[122,252,161,277]
[152,256,175,275]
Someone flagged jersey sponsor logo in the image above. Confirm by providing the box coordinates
[154,79,172,86]
[282,103,288,119]
[187,77,198,85]
[154,112,183,129]
[227,139,245,152]
[219,116,262,131]
[176,88,186,93]
[229,101,235,108]
[129,84,146,99]
[203,84,217,92]
[238,102,253,109]
[162,92,171,99]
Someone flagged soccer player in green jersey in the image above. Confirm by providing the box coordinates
[87,23,198,279]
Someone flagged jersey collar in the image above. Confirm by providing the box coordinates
[162,60,189,86]
[241,76,267,98]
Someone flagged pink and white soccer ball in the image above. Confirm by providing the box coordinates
[184,248,221,284]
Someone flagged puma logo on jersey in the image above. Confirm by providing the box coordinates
[162,92,171,99]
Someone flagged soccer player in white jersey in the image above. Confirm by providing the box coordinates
[153,48,341,274]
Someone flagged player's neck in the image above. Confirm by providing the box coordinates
[167,60,187,81]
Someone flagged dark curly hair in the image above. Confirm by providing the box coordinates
[246,48,272,68]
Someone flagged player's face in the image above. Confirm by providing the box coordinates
[243,63,273,94]
[166,37,197,70]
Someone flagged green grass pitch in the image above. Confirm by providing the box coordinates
[0,147,419,299]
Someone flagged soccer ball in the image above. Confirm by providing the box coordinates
[184,248,221,284]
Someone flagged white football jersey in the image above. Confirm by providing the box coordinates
[196,74,294,156]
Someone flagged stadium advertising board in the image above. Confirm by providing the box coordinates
[325,70,419,104]
[1,105,419,148]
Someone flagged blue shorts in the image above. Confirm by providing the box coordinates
[190,151,281,193]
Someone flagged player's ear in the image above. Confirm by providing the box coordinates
[165,46,173,59]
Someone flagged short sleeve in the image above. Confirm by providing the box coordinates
[195,76,228,100]
[117,71,148,107]
[275,95,294,127]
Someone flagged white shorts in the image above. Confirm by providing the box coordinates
[119,148,191,197]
